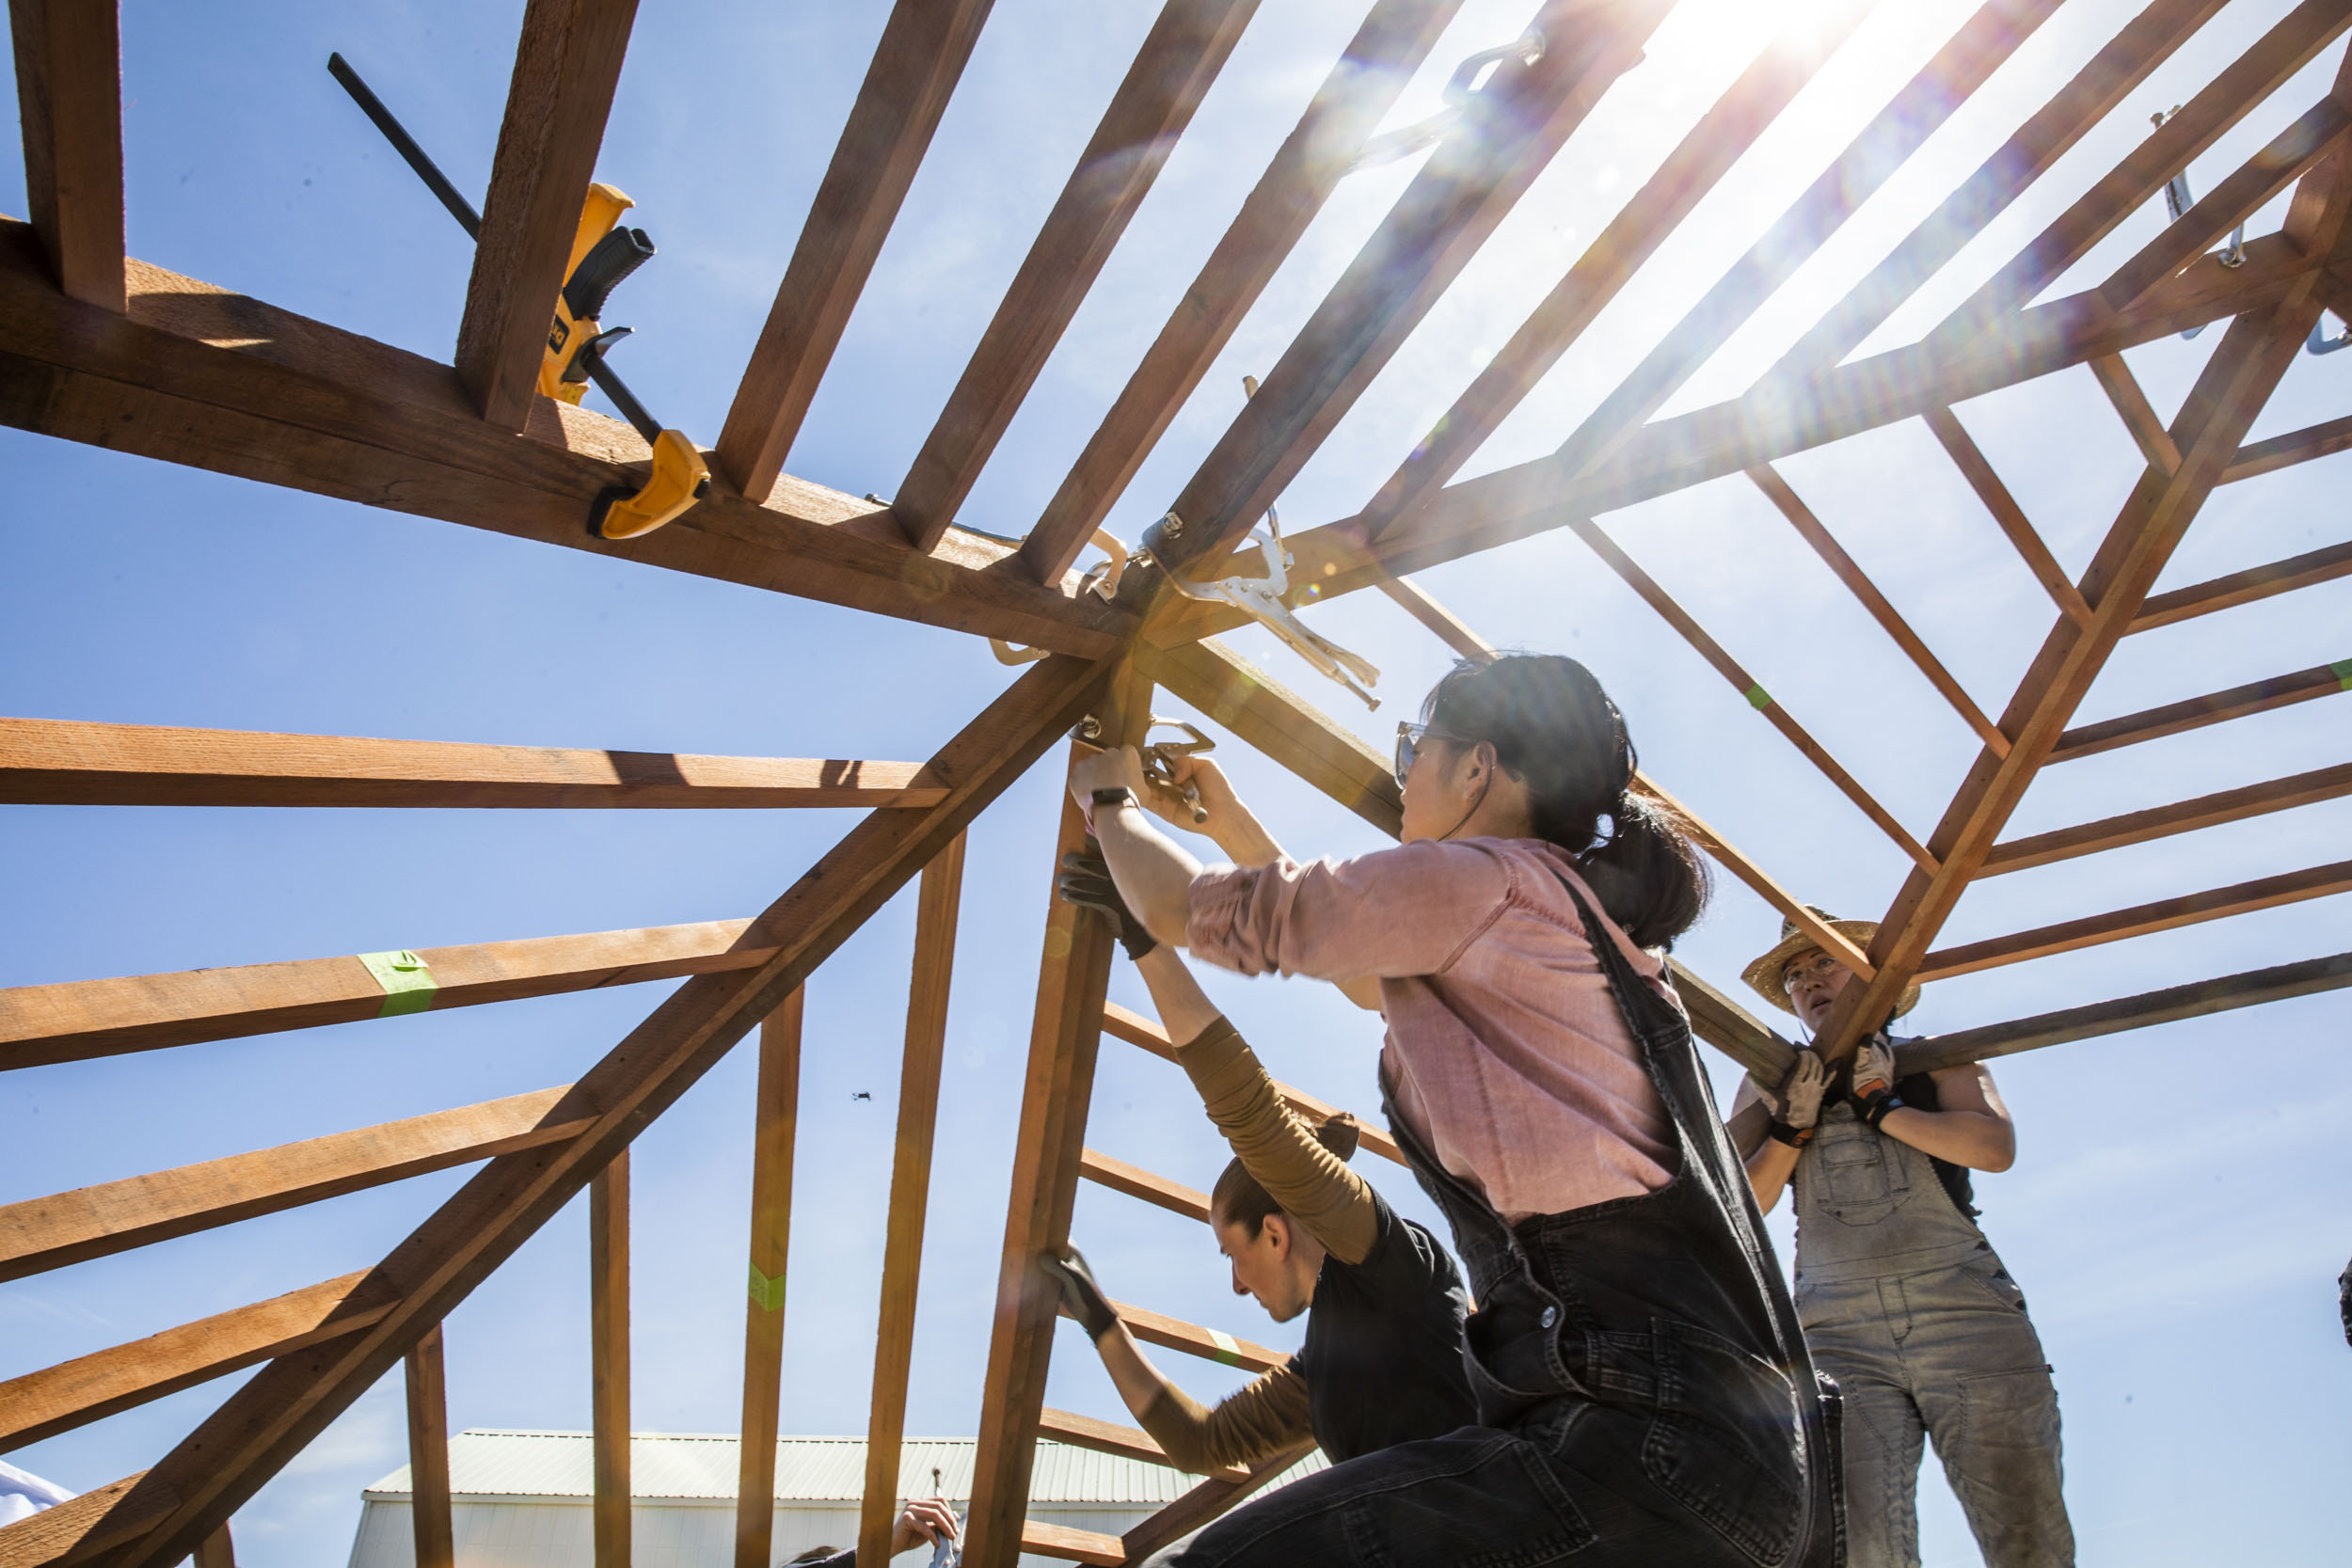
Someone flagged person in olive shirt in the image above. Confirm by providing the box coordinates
[1043,845,1477,1474]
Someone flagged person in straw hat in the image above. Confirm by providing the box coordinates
[1726,908,2074,1568]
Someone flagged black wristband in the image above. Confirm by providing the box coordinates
[1860,1093,1904,1132]
[1767,1120,1815,1148]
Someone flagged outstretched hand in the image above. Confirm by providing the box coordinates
[1068,744,1149,809]
[891,1497,961,1556]
[1751,1052,1828,1130]
[1041,1244,1120,1340]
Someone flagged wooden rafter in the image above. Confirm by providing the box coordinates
[8,0,123,311]
[1979,761,2352,875]
[2219,412,2352,483]
[0,719,946,810]
[1035,1407,1246,1483]
[1117,1439,1319,1562]
[2127,538,2352,631]
[2047,658,2350,763]
[732,994,803,1568]
[1096,1298,1284,1373]
[891,0,1262,550]
[1079,1147,1213,1224]
[2087,354,2184,477]
[591,1151,629,1568]
[1922,407,2094,629]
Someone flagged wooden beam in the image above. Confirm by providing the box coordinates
[890,0,1261,550]
[0,918,772,1071]
[0,1477,178,1568]
[2100,95,2352,311]
[0,1087,587,1282]
[1923,407,2093,628]
[1669,962,1797,1085]
[591,1151,629,1568]
[715,0,996,501]
[1100,1002,1406,1167]
[0,1272,395,1451]
[1079,1148,1211,1224]
[2128,538,2352,631]
[188,1528,230,1568]
[2219,411,2352,483]
[1770,0,2230,379]
[1016,0,1461,584]
[0,228,1130,659]
[858,835,967,1564]
[1097,1298,1284,1374]
[963,666,1150,1568]
[1034,1407,1248,1484]
[1632,773,1875,980]
[2047,658,2350,763]
[404,1325,454,1568]
[1918,859,2352,981]
[8,0,123,310]
[1117,1438,1319,1563]
[1377,576,1495,663]
[731,991,803,1568]
[72,655,1110,1568]
[2087,354,2182,476]
[1747,464,2010,756]
[1898,949,2352,1073]
[1547,0,2059,485]
[1016,1521,1124,1568]
[455,0,639,430]
[0,718,947,809]
[1146,0,1670,581]
[1351,0,1879,545]
[1931,0,2352,348]
[1980,760,2352,875]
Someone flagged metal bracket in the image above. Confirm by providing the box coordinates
[1349,33,1548,173]
[2153,107,2247,341]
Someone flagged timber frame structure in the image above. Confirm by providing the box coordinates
[5,2,2351,1565]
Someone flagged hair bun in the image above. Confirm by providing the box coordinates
[1314,1113,1362,1162]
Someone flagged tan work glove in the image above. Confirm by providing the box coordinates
[1850,1037,1903,1129]
[1751,1052,1828,1132]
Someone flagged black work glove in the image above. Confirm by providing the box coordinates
[1057,841,1157,960]
[1041,1244,1120,1341]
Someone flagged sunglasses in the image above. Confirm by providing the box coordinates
[1392,722,1469,789]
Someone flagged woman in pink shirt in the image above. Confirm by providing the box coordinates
[1072,654,1838,1568]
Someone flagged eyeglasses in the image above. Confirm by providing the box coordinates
[1392,721,1467,789]
[1781,950,1846,992]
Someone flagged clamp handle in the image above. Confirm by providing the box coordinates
[564,225,655,323]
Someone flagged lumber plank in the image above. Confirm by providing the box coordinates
[188,1528,230,1568]
[2219,412,2352,483]
[1377,576,1495,662]
[1035,1407,1247,1483]
[0,920,771,1071]
[0,1272,396,1451]
[1917,860,2352,981]
[1098,1298,1285,1374]
[715,0,996,501]
[591,1151,628,1568]
[1079,1148,1211,1225]
[405,1325,454,1568]
[8,0,122,310]
[1118,1438,1318,1562]
[1897,950,2352,1073]
[0,1087,587,1281]
[1980,761,2352,874]
[891,0,1262,550]
[0,718,946,809]
[2087,354,2182,476]
[859,835,967,1564]
[1099,1003,1406,1168]
[2128,538,2352,631]
[1354,0,1879,545]
[0,1475,175,1568]
[1016,1521,1124,1568]
[1770,0,2230,380]
[732,992,803,1568]
[1146,0,1670,581]
[0,225,1129,658]
[69,655,1110,1568]
[1668,962,1798,1085]
[2047,659,2350,762]
[1923,408,2092,628]
[456,0,639,430]
[1017,0,1460,583]
[964,671,1152,1568]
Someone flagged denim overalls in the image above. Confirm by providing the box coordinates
[1149,879,1840,1567]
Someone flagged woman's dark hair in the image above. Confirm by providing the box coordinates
[1421,654,1709,950]
[1209,1114,1360,1238]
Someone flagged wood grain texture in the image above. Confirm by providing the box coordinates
[0,1475,176,1568]
[0,1088,586,1281]
[8,0,123,310]
[1078,1148,1211,1224]
[716,0,997,500]
[1925,406,2093,628]
[456,0,640,429]
[2127,536,2352,630]
[405,1326,454,1568]
[0,718,946,809]
[2218,411,2352,484]
[1015,1520,1124,1567]
[1669,962,1799,1085]
[2087,354,2182,476]
[2047,660,2349,762]
[892,0,1262,550]
[732,993,803,1568]
[591,1151,629,1568]
[1034,1407,1246,1483]
[1098,1298,1284,1374]
[188,1529,230,1568]
[1980,761,2352,874]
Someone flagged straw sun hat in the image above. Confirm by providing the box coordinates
[1740,907,1921,1020]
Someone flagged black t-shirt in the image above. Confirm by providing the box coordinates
[1897,1071,1979,1219]
[1292,1185,1478,1464]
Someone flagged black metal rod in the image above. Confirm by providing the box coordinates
[327,50,665,443]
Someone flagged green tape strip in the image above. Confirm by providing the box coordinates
[748,1261,787,1313]
[2331,657,2352,691]
[357,950,437,1019]
[1744,684,1772,711]
[1206,1327,1242,1367]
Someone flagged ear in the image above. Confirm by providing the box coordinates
[1259,1212,1292,1260]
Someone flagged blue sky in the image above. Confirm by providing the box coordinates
[3,2,2347,1565]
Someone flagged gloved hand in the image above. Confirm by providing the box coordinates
[1850,1037,1903,1129]
[1041,1244,1120,1340]
[1056,841,1157,960]
[1749,1052,1828,1130]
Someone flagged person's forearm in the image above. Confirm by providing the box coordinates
[1136,947,1223,1044]
[1731,1106,1797,1212]
[1096,1322,1179,1421]
[1208,800,1283,869]
[1095,801,1204,949]
[1880,1106,2014,1171]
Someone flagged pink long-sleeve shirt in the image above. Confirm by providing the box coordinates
[1187,837,1676,1223]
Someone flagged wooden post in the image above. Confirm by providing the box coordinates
[190,1524,234,1568]
[7,0,125,311]
[856,834,968,1561]
[591,1151,629,1568]
[405,1325,454,1568]
[732,991,803,1568]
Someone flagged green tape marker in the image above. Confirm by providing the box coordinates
[2331,657,2352,691]
[1744,684,1772,711]
[357,950,437,1019]
[1206,1327,1242,1367]
[748,1260,787,1313]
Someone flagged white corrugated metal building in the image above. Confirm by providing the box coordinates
[348,1432,1324,1568]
